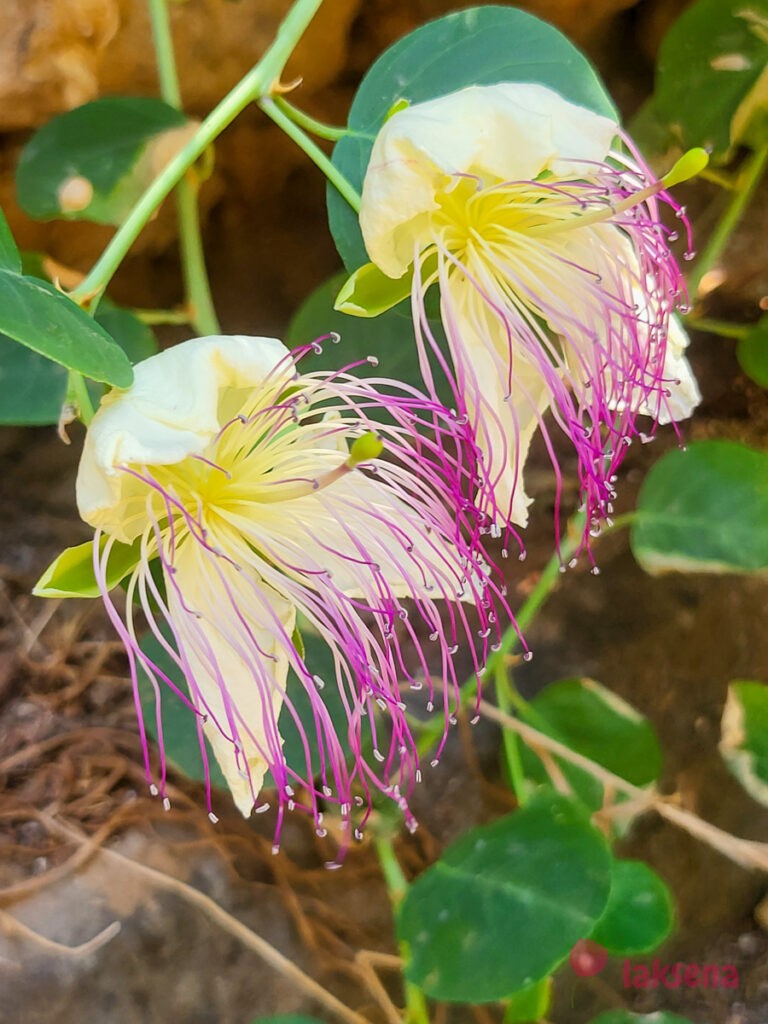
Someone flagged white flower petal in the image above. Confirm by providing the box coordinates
[361,83,618,278]
[77,334,290,540]
[656,315,701,424]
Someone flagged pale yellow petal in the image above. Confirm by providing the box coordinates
[167,538,295,817]
[446,277,551,527]
[361,83,618,278]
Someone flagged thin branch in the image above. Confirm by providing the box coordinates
[480,700,768,873]
[0,816,119,907]
[41,814,373,1024]
[0,910,121,959]
[354,950,403,1024]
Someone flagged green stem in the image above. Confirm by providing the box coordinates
[273,95,348,141]
[72,0,324,304]
[698,166,738,191]
[131,306,192,325]
[148,0,219,335]
[374,838,431,1024]
[176,178,220,334]
[684,315,748,340]
[259,97,362,213]
[495,660,527,804]
[67,371,95,425]
[147,0,182,107]
[690,144,768,299]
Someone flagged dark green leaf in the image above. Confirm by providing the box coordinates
[0,271,132,386]
[0,335,68,425]
[627,99,681,169]
[654,0,768,161]
[720,680,768,805]
[589,859,674,954]
[0,299,153,425]
[138,629,228,791]
[95,301,158,364]
[524,678,661,787]
[0,208,21,273]
[328,5,616,271]
[631,440,768,574]
[518,678,661,815]
[399,790,612,1002]
[16,97,189,224]
[737,315,768,388]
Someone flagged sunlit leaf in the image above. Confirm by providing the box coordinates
[335,262,412,317]
[16,97,191,224]
[286,271,432,402]
[720,680,768,806]
[33,537,141,599]
[654,0,768,160]
[0,271,132,386]
[502,977,552,1022]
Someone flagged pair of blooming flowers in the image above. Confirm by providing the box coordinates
[56,84,700,844]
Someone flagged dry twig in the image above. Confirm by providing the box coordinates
[40,813,374,1024]
[480,700,768,872]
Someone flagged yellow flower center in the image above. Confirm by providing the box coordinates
[136,387,357,555]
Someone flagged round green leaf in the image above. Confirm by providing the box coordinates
[16,97,189,224]
[631,440,768,574]
[737,315,768,388]
[654,0,768,161]
[589,859,674,954]
[0,271,132,386]
[523,678,662,791]
[720,680,768,805]
[591,1014,695,1024]
[398,790,612,1002]
[328,5,615,271]
[0,333,68,425]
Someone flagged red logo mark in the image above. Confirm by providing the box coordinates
[569,939,609,977]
